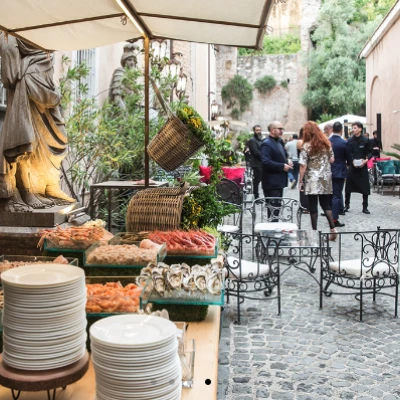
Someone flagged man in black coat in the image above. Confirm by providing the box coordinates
[261,121,292,221]
[329,122,352,227]
[247,125,263,199]
[345,121,372,214]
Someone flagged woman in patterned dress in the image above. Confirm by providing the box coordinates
[298,121,337,240]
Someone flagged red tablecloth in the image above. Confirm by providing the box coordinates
[199,166,245,186]
[368,157,391,169]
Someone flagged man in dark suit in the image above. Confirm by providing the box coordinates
[261,121,292,221]
[247,125,263,199]
[329,122,352,227]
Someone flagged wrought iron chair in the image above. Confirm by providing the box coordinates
[375,161,400,196]
[319,229,400,321]
[224,232,283,324]
[216,178,249,235]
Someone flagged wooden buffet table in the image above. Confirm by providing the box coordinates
[0,306,221,400]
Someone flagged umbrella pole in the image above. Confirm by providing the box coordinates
[144,35,150,188]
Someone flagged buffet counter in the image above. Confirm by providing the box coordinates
[0,306,221,400]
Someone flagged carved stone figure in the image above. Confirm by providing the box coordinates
[108,43,139,109]
[0,33,75,212]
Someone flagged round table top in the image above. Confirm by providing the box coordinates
[0,352,89,392]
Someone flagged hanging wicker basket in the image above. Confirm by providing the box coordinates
[147,80,204,172]
[126,187,186,232]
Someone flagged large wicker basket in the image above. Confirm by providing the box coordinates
[147,80,204,172]
[126,187,186,232]
[147,115,204,172]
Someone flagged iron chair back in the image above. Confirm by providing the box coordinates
[224,232,283,324]
[319,228,400,321]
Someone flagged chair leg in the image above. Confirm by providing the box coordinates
[360,283,363,322]
[236,284,241,325]
[373,278,376,302]
[395,275,399,318]
[277,268,281,316]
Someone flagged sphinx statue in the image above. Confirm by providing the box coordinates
[0,33,75,212]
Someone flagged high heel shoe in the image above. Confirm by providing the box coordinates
[329,228,338,241]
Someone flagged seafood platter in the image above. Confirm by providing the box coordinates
[138,261,225,307]
[84,239,166,268]
[38,224,114,251]
[111,229,218,258]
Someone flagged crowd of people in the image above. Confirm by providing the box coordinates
[245,120,382,240]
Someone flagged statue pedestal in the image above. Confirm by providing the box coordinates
[0,204,78,228]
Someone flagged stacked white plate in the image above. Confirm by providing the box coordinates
[1,264,87,370]
[90,315,181,400]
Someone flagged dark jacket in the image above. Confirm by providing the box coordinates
[329,134,352,179]
[247,134,263,168]
[370,137,383,157]
[260,137,288,190]
[345,134,371,195]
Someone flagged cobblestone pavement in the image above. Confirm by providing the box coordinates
[218,188,400,400]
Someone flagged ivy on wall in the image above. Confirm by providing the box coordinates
[221,75,253,117]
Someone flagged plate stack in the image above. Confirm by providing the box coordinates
[90,315,181,400]
[1,264,87,370]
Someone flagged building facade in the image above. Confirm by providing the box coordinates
[361,1,400,150]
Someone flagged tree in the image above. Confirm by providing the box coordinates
[302,0,394,120]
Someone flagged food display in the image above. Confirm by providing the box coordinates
[0,255,71,281]
[38,225,113,250]
[86,281,142,313]
[84,239,166,267]
[137,262,224,297]
[0,289,3,309]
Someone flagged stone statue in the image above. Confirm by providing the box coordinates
[108,43,139,109]
[0,33,75,212]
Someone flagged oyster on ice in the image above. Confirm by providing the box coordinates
[207,271,223,295]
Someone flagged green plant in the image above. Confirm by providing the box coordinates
[280,80,288,89]
[238,33,301,57]
[383,143,400,160]
[180,185,238,230]
[176,104,212,143]
[215,139,239,165]
[221,75,253,114]
[316,114,338,124]
[231,108,240,120]
[254,75,276,95]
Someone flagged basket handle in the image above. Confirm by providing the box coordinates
[151,78,173,116]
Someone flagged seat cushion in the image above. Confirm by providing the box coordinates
[394,160,400,175]
[217,225,239,233]
[329,259,396,278]
[227,256,270,279]
[378,161,395,175]
[255,222,298,234]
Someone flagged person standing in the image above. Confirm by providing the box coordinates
[298,121,337,240]
[370,130,383,158]
[285,134,299,189]
[323,123,333,139]
[247,125,263,199]
[260,121,292,221]
[344,122,372,214]
[329,122,352,227]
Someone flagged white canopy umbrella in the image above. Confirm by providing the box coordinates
[318,114,367,130]
[0,0,273,185]
[0,0,272,51]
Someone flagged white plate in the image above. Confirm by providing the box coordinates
[1,264,84,288]
[90,315,176,347]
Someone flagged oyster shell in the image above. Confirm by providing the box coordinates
[193,271,207,292]
[154,277,165,296]
[207,271,223,295]
[135,275,149,287]
[167,269,183,290]
[182,274,197,292]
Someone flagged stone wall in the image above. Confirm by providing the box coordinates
[236,53,307,132]
[215,46,237,107]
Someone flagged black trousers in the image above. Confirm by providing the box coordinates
[262,188,283,222]
[252,167,262,198]
[332,178,345,220]
[345,193,368,209]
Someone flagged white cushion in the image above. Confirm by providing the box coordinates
[329,258,396,278]
[227,256,270,279]
[217,225,239,233]
[255,222,298,234]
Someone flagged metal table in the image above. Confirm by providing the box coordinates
[259,230,331,286]
[89,181,169,231]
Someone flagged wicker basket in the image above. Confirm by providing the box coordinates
[147,114,204,172]
[126,187,186,232]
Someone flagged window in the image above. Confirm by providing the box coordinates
[73,48,97,99]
